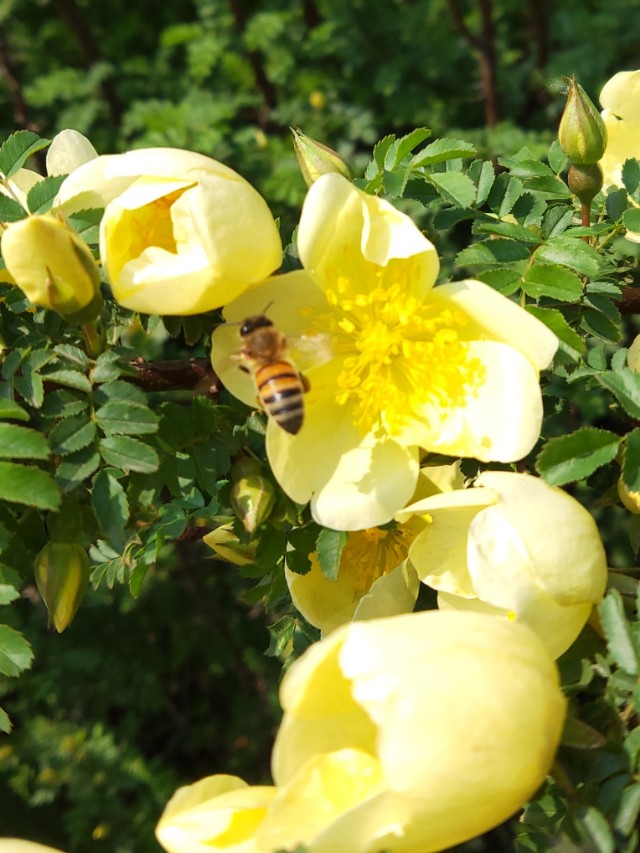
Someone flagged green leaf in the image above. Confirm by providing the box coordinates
[41,368,91,393]
[92,470,130,545]
[383,127,431,169]
[0,130,50,179]
[371,135,395,171]
[561,716,606,749]
[523,175,572,198]
[575,805,615,853]
[623,428,640,492]
[476,268,521,295]
[56,444,100,492]
[0,422,50,459]
[547,139,568,173]
[522,263,583,302]
[607,187,628,221]
[0,624,34,677]
[622,159,640,196]
[0,584,19,605]
[426,172,476,207]
[0,461,61,509]
[26,174,66,214]
[614,783,640,835]
[498,157,554,178]
[0,194,28,222]
[96,400,159,436]
[49,415,97,456]
[315,528,347,581]
[487,173,523,216]
[536,237,601,277]
[91,351,124,384]
[68,208,103,245]
[54,343,91,371]
[0,705,11,733]
[474,220,539,243]
[468,159,495,207]
[99,436,159,473]
[0,398,29,421]
[411,137,476,167]
[580,309,621,343]
[624,208,640,233]
[597,370,640,419]
[600,590,639,675]
[93,379,147,405]
[526,306,586,358]
[535,428,620,486]
[456,238,530,269]
[541,206,573,240]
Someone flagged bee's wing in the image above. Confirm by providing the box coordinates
[289,332,334,372]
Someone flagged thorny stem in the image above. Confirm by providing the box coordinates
[581,200,591,242]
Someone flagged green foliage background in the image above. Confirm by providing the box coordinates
[2,2,640,852]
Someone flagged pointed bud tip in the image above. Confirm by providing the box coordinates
[291,128,353,187]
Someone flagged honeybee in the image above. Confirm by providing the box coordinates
[238,314,309,435]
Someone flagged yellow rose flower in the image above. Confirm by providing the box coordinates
[54,148,282,315]
[1,214,101,317]
[286,464,462,634]
[401,471,608,659]
[599,70,640,241]
[259,610,566,853]
[212,174,558,530]
[156,774,277,853]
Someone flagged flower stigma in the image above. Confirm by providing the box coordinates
[339,521,420,598]
[313,251,486,435]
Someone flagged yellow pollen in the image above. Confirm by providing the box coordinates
[342,522,418,598]
[317,252,485,435]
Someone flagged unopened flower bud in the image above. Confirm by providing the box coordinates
[231,474,276,533]
[291,128,353,187]
[558,76,607,165]
[567,163,604,206]
[1,214,101,318]
[34,542,90,632]
[203,523,256,566]
[618,476,640,514]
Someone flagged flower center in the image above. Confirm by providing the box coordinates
[342,522,418,598]
[316,253,485,435]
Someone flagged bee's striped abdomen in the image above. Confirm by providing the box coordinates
[255,361,304,434]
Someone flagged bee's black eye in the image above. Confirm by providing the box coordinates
[241,315,273,336]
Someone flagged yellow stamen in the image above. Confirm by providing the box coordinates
[313,250,485,435]
[342,522,419,598]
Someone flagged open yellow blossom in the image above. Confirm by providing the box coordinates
[54,148,282,315]
[600,70,640,241]
[156,775,276,853]
[286,464,462,633]
[400,471,608,659]
[259,609,566,853]
[212,174,558,529]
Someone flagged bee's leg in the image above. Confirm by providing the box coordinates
[301,373,311,393]
[238,364,250,374]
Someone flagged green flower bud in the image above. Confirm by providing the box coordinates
[231,474,277,534]
[291,128,353,187]
[567,163,603,206]
[34,542,90,632]
[558,76,607,165]
[1,214,101,318]
[203,523,257,566]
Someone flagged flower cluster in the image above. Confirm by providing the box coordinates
[1,119,614,852]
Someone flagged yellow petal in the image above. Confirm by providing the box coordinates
[600,112,640,188]
[0,843,66,853]
[156,775,276,853]
[473,472,607,606]
[600,70,640,122]
[267,411,420,530]
[431,279,558,370]
[46,129,98,177]
[298,174,439,298]
[416,339,545,462]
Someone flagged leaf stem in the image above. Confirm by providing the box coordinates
[81,320,104,358]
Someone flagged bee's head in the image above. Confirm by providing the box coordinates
[240,314,274,337]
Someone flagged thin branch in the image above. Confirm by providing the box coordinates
[52,0,123,127]
[448,0,500,127]
[227,0,277,116]
[127,358,219,395]
[0,34,40,133]
[301,0,322,28]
